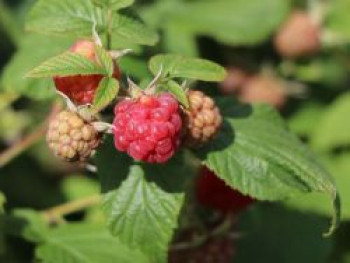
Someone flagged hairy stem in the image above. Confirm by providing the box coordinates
[41,194,102,224]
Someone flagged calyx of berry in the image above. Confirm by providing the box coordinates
[56,90,112,134]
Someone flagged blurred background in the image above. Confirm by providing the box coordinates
[0,0,350,262]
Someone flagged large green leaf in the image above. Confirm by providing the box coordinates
[0,34,73,100]
[149,54,226,82]
[36,223,150,263]
[142,0,290,46]
[6,210,150,263]
[312,93,350,151]
[26,0,158,45]
[284,153,350,221]
[194,98,339,235]
[92,0,134,10]
[111,13,159,46]
[27,52,106,78]
[102,165,184,263]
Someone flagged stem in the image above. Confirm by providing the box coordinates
[42,194,102,224]
[106,8,113,50]
[0,0,21,46]
[0,103,61,168]
[170,215,234,251]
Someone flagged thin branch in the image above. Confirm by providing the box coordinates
[170,215,235,251]
[41,194,102,224]
[0,103,61,168]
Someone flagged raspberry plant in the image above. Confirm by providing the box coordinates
[0,0,346,262]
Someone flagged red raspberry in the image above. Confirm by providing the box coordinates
[196,166,254,214]
[112,93,182,163]
[273,11,320,58]
[54,40,121,105]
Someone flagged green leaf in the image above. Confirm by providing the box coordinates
[92,0,134,10]
[311,93,350,151]
[26,0,158,46]
[27,52,106,78]
[102,165,185,263]
[159,81,189,108]
[141,0,290,46]
[95,46,114,77]
[111,13,159,46]
[35,223,150,263]
[326,0,350,41]
[149,54,226,82]
[194,98,339,235]
[93,77,119,112]
[0,34,73,100]
[284,153,350,221]
[26,0,101,37]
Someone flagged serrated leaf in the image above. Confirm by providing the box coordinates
[26,0,102,37]
[284,153,350,221]
[93,77,119,112]
[92,0,134,10]
[194,98,339,235]
[102,165,184,263]
[27,52,106,78]
[149,54,226,82]
[26,0,158,46]
[159,80,189,108]
[95,46,114,76]
[0,34,73,100]
[35,223,150,263]
[311,93,350,151]
[111,13,159,46]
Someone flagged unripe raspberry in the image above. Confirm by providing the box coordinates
[112,93,182,163]
[238,75,287,109]
[46,110,101,162]
[196,166,254,214]
[274,11,320,58]
[183,90,222,147]
[54,40,121,105]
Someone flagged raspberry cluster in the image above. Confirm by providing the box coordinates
[54,40,121,105]
[112,93,182,163]
[183,90,222,147]
[46,111,101,162]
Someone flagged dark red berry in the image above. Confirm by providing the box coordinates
[196,166,254,214]
[54,40,121,105]
[274,11,320,58]
[112,93,182,163]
